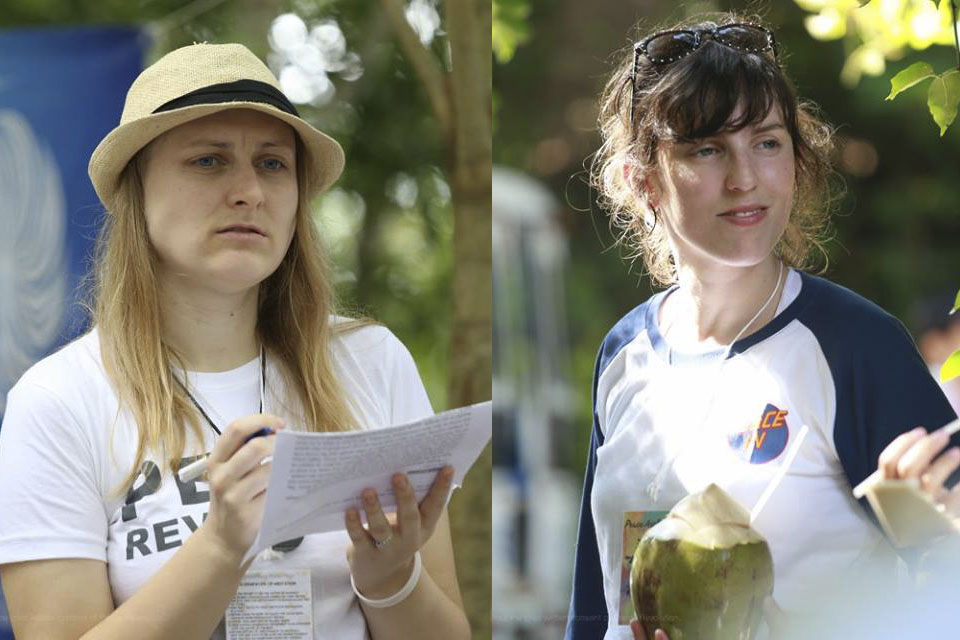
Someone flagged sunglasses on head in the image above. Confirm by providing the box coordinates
[629,23,779,126]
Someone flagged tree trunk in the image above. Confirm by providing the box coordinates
[444,0,492,637]
[382,0,492,634]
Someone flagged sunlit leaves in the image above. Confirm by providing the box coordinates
[805,7,847,40]
[941,349,960,381]
[796,0,960,86]
[493,0,531,63]
[795,0,868,11]
[840,44,887,85]
[892,65,960,134]
[796,0,960,132]
[936,286,960,382]
[927,69,960,134]
[886,61,935,99]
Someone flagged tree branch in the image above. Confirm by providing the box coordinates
[380,0,452,138]
[444,0,491,174]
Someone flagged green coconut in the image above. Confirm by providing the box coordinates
[630,483,773,640]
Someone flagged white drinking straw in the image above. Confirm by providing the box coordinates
[750,425,809,524]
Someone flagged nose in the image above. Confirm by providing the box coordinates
[226,163,265,209]
[724,149,757,192]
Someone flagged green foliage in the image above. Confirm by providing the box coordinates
[941,349,960,380]
[886,61,936,99]
[927,68,960,133]
[795,0,960,377]
[796,0,960,134]
[887,63,960,135]
[946,288,960,381]
[492,0,531,63]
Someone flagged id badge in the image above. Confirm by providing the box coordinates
[619,510,669,625]
[225,568,313,639]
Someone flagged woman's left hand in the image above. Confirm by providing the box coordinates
[630,620,668,640]
[878,425,960,515]
[345,466,455,598]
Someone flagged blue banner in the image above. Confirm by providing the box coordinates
[0,27,145,636]
[0,26,146,406]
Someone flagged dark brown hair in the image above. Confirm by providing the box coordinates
[592,13,840,286]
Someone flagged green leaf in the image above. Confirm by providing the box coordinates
[927,69,960,136]
[493,0,531,64]
[886,62,935,100]
[952,287,960,314]
[940,349,960,382]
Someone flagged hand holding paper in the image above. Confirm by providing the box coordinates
[242,401,492,564]
[853,417,960,547]
[344,466,454,599]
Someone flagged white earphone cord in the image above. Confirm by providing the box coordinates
[646,260,784,502]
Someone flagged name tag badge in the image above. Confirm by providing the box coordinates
[620,510,669,625]
[225,569,313,640]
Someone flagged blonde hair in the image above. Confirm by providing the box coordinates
[592,14,841,287]
[86,136,361,496]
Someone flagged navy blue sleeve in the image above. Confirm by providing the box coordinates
[833,312,958,492]
[803,280,960,511]
[564,350,609,640]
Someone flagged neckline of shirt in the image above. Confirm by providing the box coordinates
[176,355,262,391]
[646,268,805,365]
[81,327,263,391]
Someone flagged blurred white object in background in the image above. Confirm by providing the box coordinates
[493,166,579,639]
[0,110,67,413]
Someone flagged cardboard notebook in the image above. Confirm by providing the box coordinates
[851,418,960,548]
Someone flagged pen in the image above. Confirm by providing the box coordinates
[852,417,960,499]
[177,427,275,483]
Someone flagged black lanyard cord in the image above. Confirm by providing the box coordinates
[173,346,266,437]
[172,347,303,553]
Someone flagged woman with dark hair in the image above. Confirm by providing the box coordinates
[0,43,470,640]
[567,14,960,640]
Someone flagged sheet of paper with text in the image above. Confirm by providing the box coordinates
[243,401,492,563]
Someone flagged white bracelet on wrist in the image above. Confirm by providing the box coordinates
[350,551,422,608]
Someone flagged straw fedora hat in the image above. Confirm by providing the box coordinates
[88,42,344,211]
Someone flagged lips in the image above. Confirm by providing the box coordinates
[718,206,768,227]
[719,205,768,218]
[217,223,265,236]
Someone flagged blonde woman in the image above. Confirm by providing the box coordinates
[0,44,469,640]
[568,14,960,640]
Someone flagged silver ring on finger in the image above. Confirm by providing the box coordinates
[373,532,393,550]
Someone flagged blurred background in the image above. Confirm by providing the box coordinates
[492,0,960,638]
[0,0,490,637]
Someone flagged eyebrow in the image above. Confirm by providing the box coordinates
[751,122,787,134]
[675,121,787,144]
[183,139,294,152]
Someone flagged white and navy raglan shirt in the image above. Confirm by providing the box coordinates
[0,322,433,640]
[564,270,959,640]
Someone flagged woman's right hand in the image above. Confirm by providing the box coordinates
[630,620,669,640]
[878,424,960,514]
[197,413,286,562]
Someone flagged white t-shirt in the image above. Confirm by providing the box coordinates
[565,271,960,640]
[0,323,433,639]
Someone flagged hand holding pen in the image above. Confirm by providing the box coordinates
[188,413,285,564]
[179,426,277,483]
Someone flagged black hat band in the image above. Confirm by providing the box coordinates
[153,79,300,117]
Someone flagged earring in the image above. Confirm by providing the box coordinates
[643,205,658,232]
